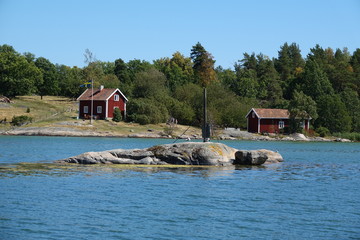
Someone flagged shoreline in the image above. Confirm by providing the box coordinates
[0,126,353,142]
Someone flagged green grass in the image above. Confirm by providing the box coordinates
[0,95,202,137]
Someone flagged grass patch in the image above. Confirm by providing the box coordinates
[0,95,202,137]
[0,96,77,125]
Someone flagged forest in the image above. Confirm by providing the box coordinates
[1,43,360,135]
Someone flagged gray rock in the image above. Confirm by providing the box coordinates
[56,142,283,166]
[289,133,309,141]
[147,142,238,166]
[57,142,238,166]
[234,149,283,165]
[335,138,351,142]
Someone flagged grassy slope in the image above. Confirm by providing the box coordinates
[0,96,201,137]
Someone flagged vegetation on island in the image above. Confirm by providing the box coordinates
[1,43,360,139]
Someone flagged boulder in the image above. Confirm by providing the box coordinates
[148,142,237,165]
[234,149,283,165]
[56,142,238,166]
[290,133,309,141]
[56,142,283,166]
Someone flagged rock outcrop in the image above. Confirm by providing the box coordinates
[234,149,283,165]
[56,142,283,166]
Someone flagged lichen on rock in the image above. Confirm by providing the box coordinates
[56,142,283,166]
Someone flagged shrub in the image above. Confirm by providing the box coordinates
[316,127,330,137]
[26,107,30,113]
[333,132,360,142]
[112,108,122,122]
[127,98,168,125]
[134,115,150,125]
[11,115,33,126]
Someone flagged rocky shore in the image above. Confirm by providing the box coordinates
[56,142,283,166]
[1,126,351,142]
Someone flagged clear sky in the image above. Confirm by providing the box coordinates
[1,0,359,69]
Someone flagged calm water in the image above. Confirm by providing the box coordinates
[0,136,359,239]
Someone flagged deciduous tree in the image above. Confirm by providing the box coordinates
[288,90,318,133]
[0,45,41,97]
[35,57,59,99]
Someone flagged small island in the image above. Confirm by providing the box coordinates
[56,142,283,166]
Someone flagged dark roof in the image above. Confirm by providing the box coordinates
[77,88,128,101]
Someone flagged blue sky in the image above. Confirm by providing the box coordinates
[1,0,359,69]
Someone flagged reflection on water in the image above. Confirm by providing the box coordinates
[1,136,360,240]
[0,162,246,178]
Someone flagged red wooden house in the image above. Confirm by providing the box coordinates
[245,108,310,134]
[77,86,128,120]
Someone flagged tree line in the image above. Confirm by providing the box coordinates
[1,43,360,134]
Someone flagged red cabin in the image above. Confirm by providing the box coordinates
[77,86,128,120]
[245,108,310,134]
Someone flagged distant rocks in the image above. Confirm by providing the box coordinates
[56,142,283,166]
[220,129,352,142]
[281,133,309,141]
[2,125,352,142]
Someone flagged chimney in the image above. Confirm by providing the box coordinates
[99,85,104,91]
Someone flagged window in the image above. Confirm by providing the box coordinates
[114,95,119,101]
[252,112,255,118]
[300,121,305,128]
[84,106,88,114]
[97,106,102,113]
[279,120,285,129]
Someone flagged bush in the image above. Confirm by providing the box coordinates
[127,98,168,125]
[26,107,30,113]
[112,108,122,122]
[134,115,150,125]
[316,127,330,137]
[11,115,33,126]
[333,132,360,142]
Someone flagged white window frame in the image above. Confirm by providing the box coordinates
[84,106,89,114]
[114,95,119,101]
[300,121,305,128]
[97,106,102,113]
[279,120,285,129]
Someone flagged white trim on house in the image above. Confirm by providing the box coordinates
[105,89,128,102]
[258,118,260,133]
[123,102,127,121]
[279,120,285,129]
[245,108,260,119]
[76,89,89,101]
[105,100,108,119]
[97,106,102,114]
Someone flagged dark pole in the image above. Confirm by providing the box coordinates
[202,87,209,142]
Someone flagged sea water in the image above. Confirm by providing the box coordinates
[0,136,359,239]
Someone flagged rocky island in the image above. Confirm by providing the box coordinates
[56,142,283,166]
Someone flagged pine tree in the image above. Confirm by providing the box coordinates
[190,42,216,87]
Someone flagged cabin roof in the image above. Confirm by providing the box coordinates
[245,108,312,119]
[245,108,290,119]
[77,88,128,101]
